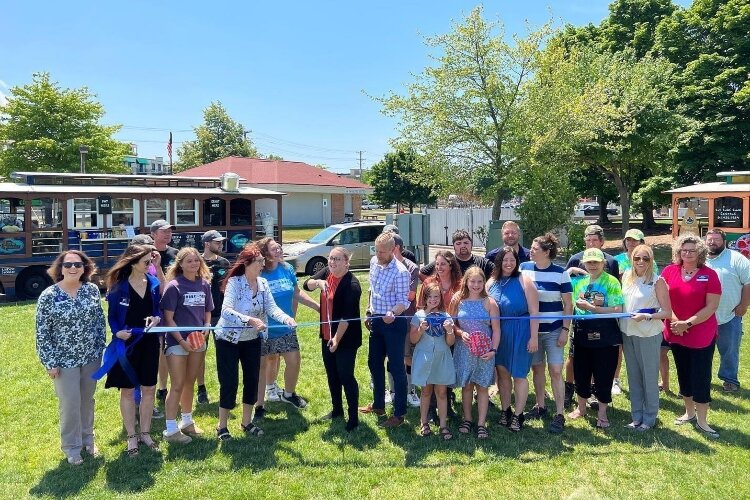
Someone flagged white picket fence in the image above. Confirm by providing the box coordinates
[424,208,519,246]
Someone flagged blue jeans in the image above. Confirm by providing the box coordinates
[717,316,743,387]
[368,316,408,417]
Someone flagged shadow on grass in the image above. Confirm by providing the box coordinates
[104,446,164,493]
[217,404,310,471]
[30,454,104,499]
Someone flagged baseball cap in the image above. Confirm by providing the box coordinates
[201,230,227,244]
[584,224,604,237]
[131,234,155,246]
[392,234,404,248]
[150,219,175,232]
[624,229,645,241]
[582,248,605,262]
[382,224,400,234]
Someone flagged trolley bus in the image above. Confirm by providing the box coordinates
[0,171,284,300]
[666,170,750,258]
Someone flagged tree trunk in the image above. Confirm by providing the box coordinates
[597,190,611,226]
[611,173,630,235]
[492,188,502,220]
[641,200,657,229]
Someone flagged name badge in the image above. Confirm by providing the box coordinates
[119,298,130,307]
[696,275,709,282]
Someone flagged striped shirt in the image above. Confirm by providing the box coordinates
[520,262,572,333]
[368,256,411,315]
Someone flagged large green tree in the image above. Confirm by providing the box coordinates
[0,73,130,176]
[655,0,750,181]
[175,102,258,171]
[378,7,552,218]
[365,148,437,213]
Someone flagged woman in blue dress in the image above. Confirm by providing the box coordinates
[487,246,539,432]
[449,267,501,439]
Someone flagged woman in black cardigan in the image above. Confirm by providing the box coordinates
[303,246,362,432]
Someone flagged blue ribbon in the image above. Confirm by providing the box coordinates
[92,330,145,386]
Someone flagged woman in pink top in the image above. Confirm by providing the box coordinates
[661,235,721,438]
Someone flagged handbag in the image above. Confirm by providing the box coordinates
[468,330,492,357]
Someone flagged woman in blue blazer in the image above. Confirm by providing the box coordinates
[104,244,162,455]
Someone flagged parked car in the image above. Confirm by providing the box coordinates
[283,221,385,275]
[361,202,380,210]
[579,203,619,216]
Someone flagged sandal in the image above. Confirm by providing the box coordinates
[476,424,489,439]
[596,418,610,429]
[509,413,524,432]
[139,432,160,451]
[439,427,453,440]
[499,407,512,427]
[458,420,473,434]
[568,408,586,420]
[216,427,232,441]
[420,423,433,437]
[241,422,264,436]
[126,434,140,457]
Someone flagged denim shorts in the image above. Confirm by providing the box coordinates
[165,342,207,356]
[531,329,565,366]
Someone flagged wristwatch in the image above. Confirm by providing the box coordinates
[686,321,693,328]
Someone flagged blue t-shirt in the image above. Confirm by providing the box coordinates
[520,261,572,333]
[261,263,297,338]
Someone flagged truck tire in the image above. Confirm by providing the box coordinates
[17,268,52,300]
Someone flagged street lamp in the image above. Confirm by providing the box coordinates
[79,145,89,173]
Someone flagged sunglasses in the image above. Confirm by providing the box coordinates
[632,256,651,262]
[62,262,84,269]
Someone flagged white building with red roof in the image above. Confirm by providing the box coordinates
[178,157,372,227]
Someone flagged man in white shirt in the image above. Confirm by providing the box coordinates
[705,229,750,392]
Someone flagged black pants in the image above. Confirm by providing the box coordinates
[573,344,619,404]
[215,337,261,410]
[321,340,359,419]
[672,341,715,404]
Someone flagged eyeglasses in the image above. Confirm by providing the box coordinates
[632,256,651,262]
[328,256,346,262]
[142,259,152,266]
[680,249,697,254]
[62,262,84,269]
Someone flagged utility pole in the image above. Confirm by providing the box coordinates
[357,150,364,180]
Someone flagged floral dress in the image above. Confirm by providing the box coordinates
[453,298,495,388]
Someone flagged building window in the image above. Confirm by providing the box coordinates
[31,197,63,229]
[73,198,98,228]
[0,197,25,231]
[230,198,252,226]
[112,198,136,226]
[145,199,168,225]
[175,198,198,226]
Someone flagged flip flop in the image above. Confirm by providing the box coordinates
[596,418,610,429]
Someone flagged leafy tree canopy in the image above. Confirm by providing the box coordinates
[0,73,130,177]
[175,102,258,172]
[365,148,438,213]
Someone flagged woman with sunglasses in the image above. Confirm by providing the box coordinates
[35,250,106,465]
[103,244,162,454]
[213,245,296,440]
[661,235,721,438]
[619,245,672,431]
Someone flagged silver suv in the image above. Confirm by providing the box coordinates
[283,221,385,275]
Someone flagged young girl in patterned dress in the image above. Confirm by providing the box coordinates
[410,283,456,440]
[449,267,501,439]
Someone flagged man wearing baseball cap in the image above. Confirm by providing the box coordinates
[194,230,230,405]
[150,220,178,273]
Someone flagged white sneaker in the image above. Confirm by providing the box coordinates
[384,390,394,405]
[407,389,420,407]
[612,378,622,395]
[266,383,281,402]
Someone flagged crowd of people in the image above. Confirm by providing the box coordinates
[35,219,749,465]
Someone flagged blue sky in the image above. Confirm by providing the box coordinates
[1,1,690,173]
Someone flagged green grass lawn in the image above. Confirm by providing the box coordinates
[2,274,749,498]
